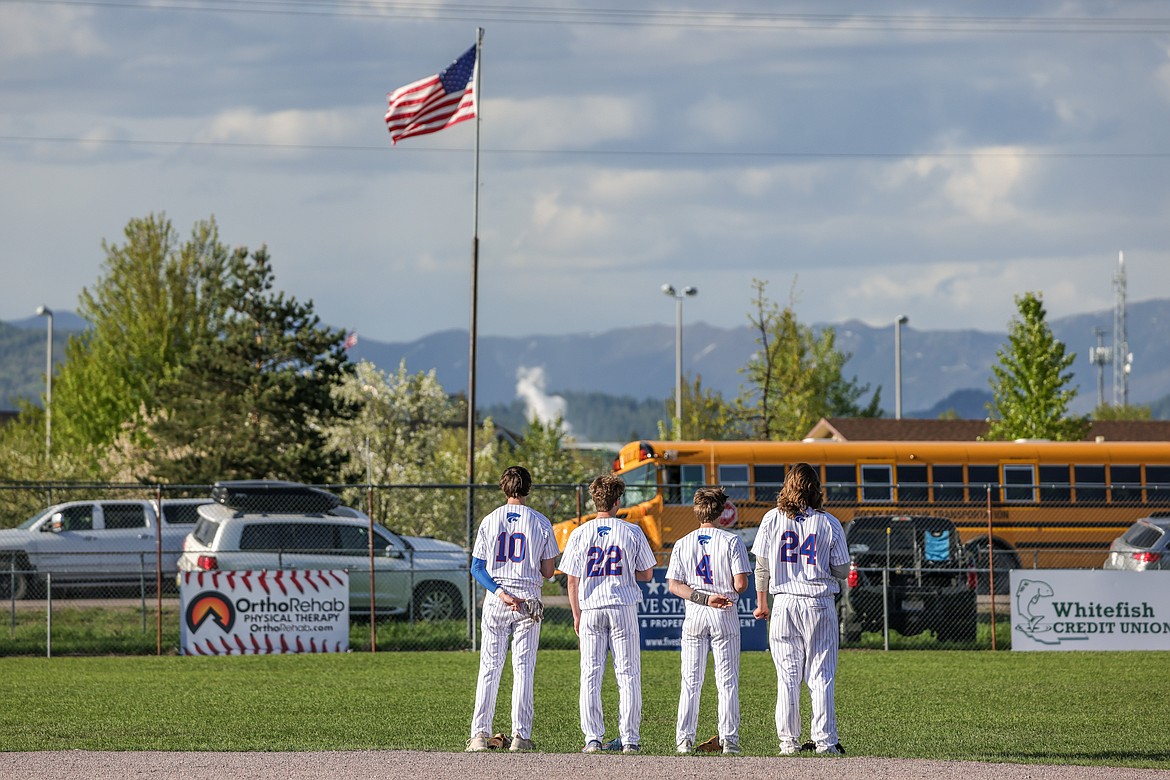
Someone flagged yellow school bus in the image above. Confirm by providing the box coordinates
[552,439,1170,571]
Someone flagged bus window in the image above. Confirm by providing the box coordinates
[932,465,964,503]
[896,464,928,502]
[1110,465,1142,503]
[1038,464,1071,501]
[1074,465,1106,503]
[718,464,750,502]
[824,465,855,503]
[753,464,785,504]
[967,465,998,501]
[1147,466,1170,505]
[860,464,893,502]
[662,464,704,505]
[1003,464,1036,503]
[621,464,658,507]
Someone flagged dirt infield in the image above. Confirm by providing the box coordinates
[1,751,1167,780]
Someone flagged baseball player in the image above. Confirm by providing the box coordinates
[466,466,560,753]
[751,462,850,756]
[560,474,656,754]
[666,487,752,755]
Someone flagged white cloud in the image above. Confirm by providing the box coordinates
[0,6,104,61]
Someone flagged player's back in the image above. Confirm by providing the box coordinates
[669,527,750,601]
[753,507,847,599]
[477,504,554,598]
[564,517,653,608]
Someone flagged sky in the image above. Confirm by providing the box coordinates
[3,1,1170,345]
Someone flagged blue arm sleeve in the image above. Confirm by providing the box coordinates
[470,557,501,594]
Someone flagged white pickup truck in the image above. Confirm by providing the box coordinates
[0,498,210,599]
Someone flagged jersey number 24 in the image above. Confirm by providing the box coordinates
[779,530,817,566]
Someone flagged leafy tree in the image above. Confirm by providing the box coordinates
[737,279,881,440]
[659,373,740,440]
[144,247,353,483]
[986,292,1089,441]
[1092,403,1152,421]
[51,214,228,460]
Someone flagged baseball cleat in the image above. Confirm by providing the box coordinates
[622,744,640,754]
[722,742,741,755]
[779,741,799,755]
[582,740,603,753]
[465,733,489,752]
[509,736,535,752]
[676,739,693,754]
[816,742,846,755]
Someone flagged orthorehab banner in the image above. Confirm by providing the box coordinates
[1010,569,1170,651]
[179,570,350,655]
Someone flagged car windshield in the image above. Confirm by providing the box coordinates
[848,522,916,554]
[17,507,56,529]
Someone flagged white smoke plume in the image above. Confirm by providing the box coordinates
[515,365,571,435]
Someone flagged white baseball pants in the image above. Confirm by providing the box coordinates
[470,593,542,739]
[579,604,641,746]
[768,593,840,748]
[676,605,741,746]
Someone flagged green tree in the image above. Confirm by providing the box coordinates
[737,279,880,440]
[144,247,353,483]
[987,292,1090,441]
[660,373,740,440]
[51,214,228,460]
[1092,403,1152,421]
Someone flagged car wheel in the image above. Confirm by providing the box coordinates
[412,582,462,621]
[0,569,28,601]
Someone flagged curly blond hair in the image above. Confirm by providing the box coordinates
[776,462,823,516]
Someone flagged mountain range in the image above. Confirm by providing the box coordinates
[4,300,1169,423]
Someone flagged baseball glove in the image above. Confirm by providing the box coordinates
[800,740,816,753]
[522,598,544,623]
[696,735,722,753]
[486,733,511,750]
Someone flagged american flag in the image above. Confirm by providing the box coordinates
[385,45,477,144]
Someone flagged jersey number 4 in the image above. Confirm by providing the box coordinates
[695,554,713,584]
[779,530,818,566]
[585,545,623,577]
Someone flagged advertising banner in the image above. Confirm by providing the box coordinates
[1010,570,1170,651]
[179,570,350,655]
[637,568,768,651]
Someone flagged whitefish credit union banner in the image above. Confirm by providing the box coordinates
[179,570,350,655]
[1010,570,1170,651]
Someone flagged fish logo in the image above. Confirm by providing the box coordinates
[185,591,235,634]
[506,512,521,523]
[698,535,712,545]
[598,526,612,537]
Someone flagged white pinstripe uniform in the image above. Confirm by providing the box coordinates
[469,503,559,741]
[751,506,849,750]
[667,526,752,749]
[560,517,656,748]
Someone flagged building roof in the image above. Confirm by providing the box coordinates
[804,417,1170,442]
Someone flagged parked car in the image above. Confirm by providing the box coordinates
[1103,515,1170,571]
[839,514,978,643]
[177,480,469,620]
[0,497,212,599]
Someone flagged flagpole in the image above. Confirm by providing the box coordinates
[465,26,484,650]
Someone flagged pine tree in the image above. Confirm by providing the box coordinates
[987,292,1089,441]
[146,247,354,483]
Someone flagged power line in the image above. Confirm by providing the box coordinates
[4,133,1170,160]
[5,0,1170,34]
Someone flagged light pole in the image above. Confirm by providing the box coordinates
[894,314,908,420]
[662,284,698,438]
[36,305,53,460]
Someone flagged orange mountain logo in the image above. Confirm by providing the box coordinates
[185,591,236,634]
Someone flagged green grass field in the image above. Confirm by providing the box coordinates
[0,649,1167,768]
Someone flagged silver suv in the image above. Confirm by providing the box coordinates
[177,481,468,620]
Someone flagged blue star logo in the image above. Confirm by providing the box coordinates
[598,526,612,537]
[506,512,521,523]
[698,535,711,545]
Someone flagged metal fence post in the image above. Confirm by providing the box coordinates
[45,572,52,659]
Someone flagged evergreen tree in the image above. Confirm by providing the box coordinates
[987,292,1089,441]
[145,247,353,483]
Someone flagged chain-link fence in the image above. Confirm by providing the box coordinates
[0,480,1143,654]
